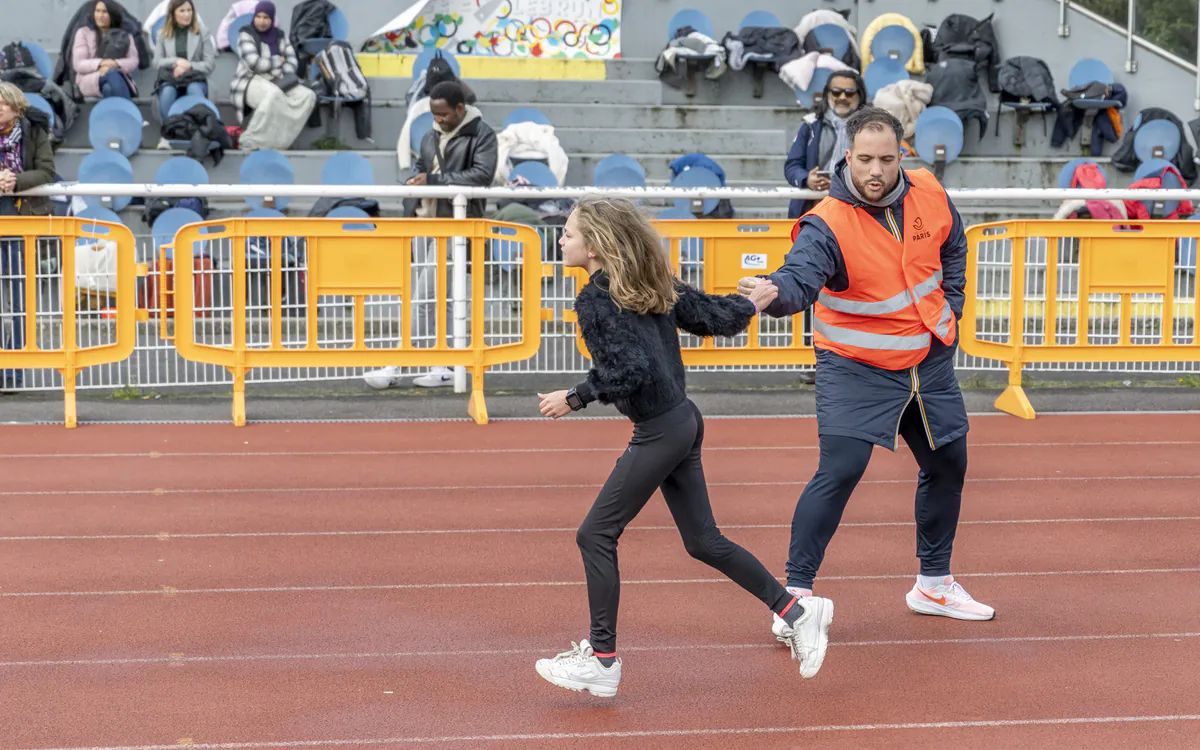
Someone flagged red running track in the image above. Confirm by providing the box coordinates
[1,413,1199,749]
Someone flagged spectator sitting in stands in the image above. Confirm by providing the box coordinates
[231,1,316,151]
[784,71,866,219]
[72,0,138,100]
[0,82,56,390]
[365,81,498,391]
[154,0,216,124]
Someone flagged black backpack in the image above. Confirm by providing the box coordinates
[0,42,35,73]
[143,197,210,226]
[932,13,1001,93]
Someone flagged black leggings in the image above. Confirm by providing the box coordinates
[576,399,794,655]
[786,400,969,589]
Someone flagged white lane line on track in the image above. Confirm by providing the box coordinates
[2,632,1197,668]
[3,474,1200,498]
[23,714,1200,749]
[3,567,1198,598]
[4,515,1199,542]
[3,439,1199,459]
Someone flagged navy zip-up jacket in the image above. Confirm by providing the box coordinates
[763,161,971,450]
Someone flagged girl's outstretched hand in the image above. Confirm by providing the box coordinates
[538,391,572,419]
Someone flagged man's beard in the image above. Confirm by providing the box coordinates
[852,172,897,200]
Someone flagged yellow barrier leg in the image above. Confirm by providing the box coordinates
[467,366,488,425]
[233,367,247,427]
[993,361,1036,420]
[63,373,77,429]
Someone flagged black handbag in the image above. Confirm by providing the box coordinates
[276,72,301,91]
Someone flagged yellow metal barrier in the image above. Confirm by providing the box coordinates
[0,217,140,427]
[172,218,543,425]
[962,220,1200,419]
[562,219,816,366]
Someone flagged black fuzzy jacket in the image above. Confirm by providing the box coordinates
[572,270,757,422]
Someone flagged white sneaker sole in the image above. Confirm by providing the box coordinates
[535,661,619,698]
[906,591,995,621]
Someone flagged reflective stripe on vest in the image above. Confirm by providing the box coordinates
[935,299,953,339]
[818,269,944,316]
[813,319,932,351]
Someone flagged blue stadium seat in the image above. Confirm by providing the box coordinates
[412,47,460,79]
[326,205,370,219]
[78,149,134,211]
[329,8,349,40]
[594,154,646,183]
[864,57,909,99]
[738,11,782,30]
[88,98,143,156]
[240,150,295,210]
[667,9,714,40]
[1069,58,1114,87]
[1138,165,1184,218]
[1057,158,1106,189]
[797,67,832,109]
[914,107,964,177]
[870,24,916,63]
[151,17,165,45]
[503,108,552,128]
[155,156,209,186]
[167,95,219,119]
[1134,157,1174,181]
[321,152,374,185]
[510,160,558,187]
[1133,120,1181,163]
[809,24,850,60]
[594,165,646,188]
[230,13,254,55]
[152,207,205,261]
[76,205,124,229]
[410,112,434,154]
[657,207,697,220]
[671,164,722,216]
[23,41,54,79]
[25,93,55,129]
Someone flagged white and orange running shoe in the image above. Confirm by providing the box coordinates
[905,576,995,621]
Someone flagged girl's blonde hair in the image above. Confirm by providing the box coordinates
[573,196,678,315]
[0,82,29,118]
[163,0,200,38]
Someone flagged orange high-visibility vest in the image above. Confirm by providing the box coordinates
[801,168,956,371]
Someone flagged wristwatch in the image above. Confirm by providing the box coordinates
[566,387,585,411]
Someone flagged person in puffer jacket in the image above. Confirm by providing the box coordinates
[740,107,996,641]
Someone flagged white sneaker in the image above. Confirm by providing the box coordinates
[783,596,834,679]
[364,366,403,390]
[906,576,995,621]
[413,367,454,388]
[771,586,813,642]
[535,639,621,698]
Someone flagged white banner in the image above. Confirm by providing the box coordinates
[362,0,622,59]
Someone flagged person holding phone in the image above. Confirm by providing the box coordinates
[784,71,867,219]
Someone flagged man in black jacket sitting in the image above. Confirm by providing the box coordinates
[365,81,498,390]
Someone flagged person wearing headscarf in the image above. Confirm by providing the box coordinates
[230,1,316,150]
[71,0,139,99]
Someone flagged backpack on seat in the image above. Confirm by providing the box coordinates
[931,13,1001,92]
[0,42,35,73]
[1064,162,1124,220]
[313,40,369,100]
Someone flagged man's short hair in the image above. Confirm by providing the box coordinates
[428,81,466,109]
[846,107,905,150]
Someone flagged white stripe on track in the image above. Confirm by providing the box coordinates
[3,515,1198,542]
[3,439,1199,459]
[1,632,1196,669]
[3,567,1197,598]
[3,474,1200,498]
[23,714,1200,749]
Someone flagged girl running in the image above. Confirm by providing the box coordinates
[534,197,834,697]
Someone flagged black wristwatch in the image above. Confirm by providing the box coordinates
[566,388,585,411]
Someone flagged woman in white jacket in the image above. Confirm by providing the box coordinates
[154,0,216,123]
